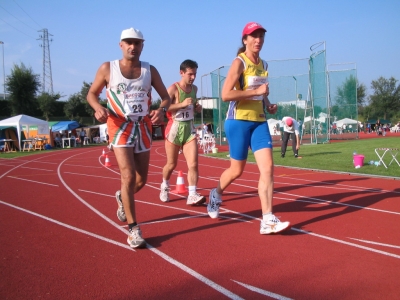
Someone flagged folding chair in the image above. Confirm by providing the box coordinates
[375,148,400,169]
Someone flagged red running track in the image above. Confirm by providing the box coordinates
[0,142,399,299]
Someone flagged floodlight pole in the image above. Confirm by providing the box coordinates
[0,41,5,100]
[293,76,297,120]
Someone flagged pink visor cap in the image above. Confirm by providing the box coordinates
[242,22,267,37]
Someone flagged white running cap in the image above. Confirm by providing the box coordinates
[120,28,144,41]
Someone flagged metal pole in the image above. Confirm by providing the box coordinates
[293,76,297,121]
[0,41,5,100]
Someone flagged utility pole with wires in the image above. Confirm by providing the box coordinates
[37,28,53,94]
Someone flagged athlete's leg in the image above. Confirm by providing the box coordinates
[254,148,274,214]
[133,150,150,193]
[182,138,198,186]
[216,158,247,194]
[113,147,138,224]
[162,140,180,181]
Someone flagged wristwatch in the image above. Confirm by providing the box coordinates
[159,107,167,113]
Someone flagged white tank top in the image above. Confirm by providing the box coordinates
[106,60,152,121]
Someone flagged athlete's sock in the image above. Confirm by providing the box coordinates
[188,186,196,195]
[262,212,273,222]
[128,222,138,231]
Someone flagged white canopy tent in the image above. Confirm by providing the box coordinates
[0,115,49,151]
[267,118,281,135]
[335,118,359,128]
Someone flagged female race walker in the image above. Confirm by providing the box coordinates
[207,22,290,234]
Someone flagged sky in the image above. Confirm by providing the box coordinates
[1,0,399,102]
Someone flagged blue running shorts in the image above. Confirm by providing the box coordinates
[225,119,272,160]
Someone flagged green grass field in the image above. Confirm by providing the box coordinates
[1,138,399,178]
[210,137,400,179]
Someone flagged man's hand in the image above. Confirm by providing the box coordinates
[94,106,109,123]
[182,97,194,108]
[149,108,164,124]
[266,104,277,114]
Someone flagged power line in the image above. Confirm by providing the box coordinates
[13,0,42,29]
[0,3,39,32]
[0,17,36,39]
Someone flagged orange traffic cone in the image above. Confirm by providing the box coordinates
[171,170,188,194]
[102,149,106,157]
[104,155,112,167]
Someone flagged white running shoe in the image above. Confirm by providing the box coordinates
[127,226,146,248]
[159,183,170,202]
[115,190,126,222]
[186,192,206,206]
[207,188,222,219]
[260,214,290,234]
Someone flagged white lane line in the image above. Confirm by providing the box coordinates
[277,193,400,215]
[7,176,59,187]
[64,172,119,180]
[55,153,244,299]
[64,164,103,168]
[147,245,244,300]
[0,200,133,251]
[232,280,293,300]
[20,166,54,171]
[348,238,400,249]
[0,152,60,179]
[79,189,252,223]
[291,228,400,259]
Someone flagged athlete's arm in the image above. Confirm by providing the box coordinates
[221,57,269,102]
[149,65,171,124]
[87,62,110,123]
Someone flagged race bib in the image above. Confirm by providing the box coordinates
[247,76,268,100]
[123,91,149,118]
[174,106,194,121]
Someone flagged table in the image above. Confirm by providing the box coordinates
[62,137,76,148]
[22,139,34,152]
[0,139,16,153]
[375,148,400,169]
[35,138,48,150]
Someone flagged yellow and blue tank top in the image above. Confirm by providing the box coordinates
[226,53,268,122]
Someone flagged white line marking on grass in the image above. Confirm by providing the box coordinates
[0,200,133,251]
[232,280,293,300]
[348,238,400,249]
[7,176,59,187]
[291,227,400,259]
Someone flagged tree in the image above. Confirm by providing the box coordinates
[334,75,357,119]
[37,92,61,120]
[64,93,84,120]
[369,76,400,120]
[5,63,41,115]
